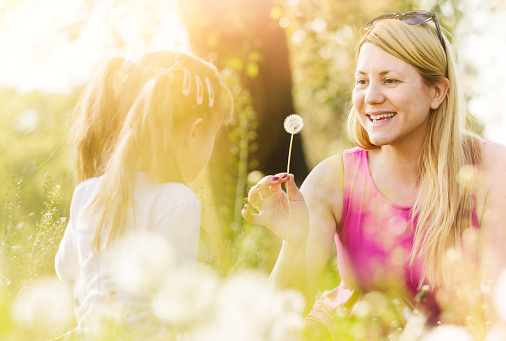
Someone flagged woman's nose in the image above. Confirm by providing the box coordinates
[364,82,385,104]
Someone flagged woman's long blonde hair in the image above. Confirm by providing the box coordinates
[75,52,233,252]
[346,19,483,287]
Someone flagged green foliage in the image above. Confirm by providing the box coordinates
[0,87,76,218]
[1,175,66,296]
[27,176,67,281]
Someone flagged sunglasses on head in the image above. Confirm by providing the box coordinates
[364,10,447,56]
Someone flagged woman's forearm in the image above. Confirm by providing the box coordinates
[268,238,313,310]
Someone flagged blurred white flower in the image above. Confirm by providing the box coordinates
[13,277,74,334]
[152,264,220,327]
[12,108,39,134]
[310,17,327,33]
[400,309,427,341]
[283,114,303,135]
[421,325,474,341]
[110,231,175,294]
[484,322,506,341]
[247,170,265,187]
[190,271,304,341]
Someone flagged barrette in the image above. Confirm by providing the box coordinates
[206,77,214,108]
[195,75,203,105]
[180,68,190,96]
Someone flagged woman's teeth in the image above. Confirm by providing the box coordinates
[369,113,395,122]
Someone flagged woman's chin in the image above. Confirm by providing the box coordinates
[368,135,392,147]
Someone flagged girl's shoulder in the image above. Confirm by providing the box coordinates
[135,173,200,209]
[70,176,103,211]
[158,182,200,206]
[74,176,103,194]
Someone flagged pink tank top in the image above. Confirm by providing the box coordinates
[338,147,480,320]
[308,143,487,329]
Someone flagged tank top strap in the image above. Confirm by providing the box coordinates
[339,147,368,232]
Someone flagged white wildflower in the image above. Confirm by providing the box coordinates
[110,231,175,294]
[152,264,220,328]
[283,114,303,134]
[421,325,474,341]
[13,277,74,334]
[190,271,304,341]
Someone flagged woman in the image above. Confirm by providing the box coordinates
[243,10,506,338]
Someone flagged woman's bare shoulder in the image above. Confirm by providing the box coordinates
[478,141,506,220]
[482,141,506,174]
[301,153,345,219]
[302,154,344,190]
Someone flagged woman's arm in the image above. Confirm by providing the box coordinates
[302,154,344,309]
[243,154,344,311]
[479,142,506,322]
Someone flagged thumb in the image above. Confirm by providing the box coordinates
[286,174,303,201]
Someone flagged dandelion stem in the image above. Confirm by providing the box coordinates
[286,133,294,245]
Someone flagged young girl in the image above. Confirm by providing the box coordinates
[55,51,232,334]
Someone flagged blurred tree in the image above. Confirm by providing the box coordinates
[178,0,309,183]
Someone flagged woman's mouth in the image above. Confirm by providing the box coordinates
[368,113,396,123]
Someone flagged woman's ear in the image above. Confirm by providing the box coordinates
[187,118,204,147]
[430,78,450,110]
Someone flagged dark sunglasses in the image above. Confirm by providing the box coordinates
[364,10,447,55]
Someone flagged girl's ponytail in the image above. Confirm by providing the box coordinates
[71,57,128,183]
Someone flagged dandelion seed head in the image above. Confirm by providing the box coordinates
[13,277,74,333]
[283,114,303,134]
[152,264,220,327]
[110,231,175,294]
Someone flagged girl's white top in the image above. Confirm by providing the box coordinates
[55,172,201,326]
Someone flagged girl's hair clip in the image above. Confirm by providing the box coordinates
[182,68,191,96]
[167,60,183,72]
[206,77,214,108]
[195,75,203,105]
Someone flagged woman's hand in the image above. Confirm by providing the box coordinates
[242,173,310,244]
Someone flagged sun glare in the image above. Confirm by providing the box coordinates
[0,0,191,93]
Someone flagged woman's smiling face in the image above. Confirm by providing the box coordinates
[352,42,437,148]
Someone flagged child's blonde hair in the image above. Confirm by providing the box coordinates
[75,51,233,252]
[347,19,482,288]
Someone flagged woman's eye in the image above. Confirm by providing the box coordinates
[385,78,398,84]
[355,79,367,85]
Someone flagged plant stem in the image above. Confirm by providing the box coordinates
[286,133,294,245]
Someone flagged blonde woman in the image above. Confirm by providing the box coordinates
[243,10,506,338]
[55,51,232,334]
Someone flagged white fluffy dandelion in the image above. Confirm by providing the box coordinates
[283,114,304,135]
[283,114,303,245]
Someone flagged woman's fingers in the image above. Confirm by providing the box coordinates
[248,175,285,208]
[242,204,262,225]
[285,174,303,200]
